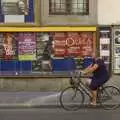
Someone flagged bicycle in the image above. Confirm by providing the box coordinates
[59,70,120,111]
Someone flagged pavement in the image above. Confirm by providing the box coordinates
[0,92,60,108]
[0,75,120,109]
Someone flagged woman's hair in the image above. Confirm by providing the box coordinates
[95,57,102,60]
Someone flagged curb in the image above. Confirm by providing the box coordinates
[0,104,117,110]
[0,104,60,109]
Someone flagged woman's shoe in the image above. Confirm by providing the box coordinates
[89,102,96,106]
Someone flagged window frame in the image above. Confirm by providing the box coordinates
[49,0,89,15]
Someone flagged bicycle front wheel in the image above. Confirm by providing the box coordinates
[99,86,120,110]
[59,86,84,111]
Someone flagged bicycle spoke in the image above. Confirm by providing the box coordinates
[59,87,84,111]
[99,86,120,110]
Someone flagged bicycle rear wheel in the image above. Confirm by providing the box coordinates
[59,86,84,111]
[98,86,120,110]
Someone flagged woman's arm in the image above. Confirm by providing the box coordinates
[83,64,99,74]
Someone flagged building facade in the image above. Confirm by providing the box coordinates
[98,0,120,74]
[1,0,120,91]
[0,0,120,78]
[0,0,98,77]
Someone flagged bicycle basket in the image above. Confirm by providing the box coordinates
[69,70,82,86]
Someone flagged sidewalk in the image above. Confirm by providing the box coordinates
[0,75,119,109]
[0,92,60,108]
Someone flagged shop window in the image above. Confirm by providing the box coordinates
[0,0,35,24]
[0,32,96,76]
[49,0,89,15]
[0,32,36,76]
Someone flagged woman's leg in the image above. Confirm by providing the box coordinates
[89,78,98,105]
[91,89,97,105]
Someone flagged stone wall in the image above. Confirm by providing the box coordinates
[0,75,119,92]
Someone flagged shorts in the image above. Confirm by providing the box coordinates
[89,76,109,90]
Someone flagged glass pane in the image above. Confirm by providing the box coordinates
[50,0,66,13]
[71,0,88,14]
[49,0,88,14]
[72,0,84,3]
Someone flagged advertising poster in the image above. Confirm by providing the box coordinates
[115,46,120,56]
[114,57,120,73]
[114,30,120,44]
[99,28,111,73]
[18,32,36,60]
[0,0,34,23]
[0,33,4,59]
[52,32,95,57]
[32,33,53,72]
[2,33,17,60]
[113,28,120,73]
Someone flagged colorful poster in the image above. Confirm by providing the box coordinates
[52,32,95,57]
[18,32,36,60]
[3,33,16,60]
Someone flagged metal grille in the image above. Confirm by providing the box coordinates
[49,0,89,15]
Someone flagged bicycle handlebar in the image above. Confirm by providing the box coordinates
[70,70,83,78]
[70,70,92,78]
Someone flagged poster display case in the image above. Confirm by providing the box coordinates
[99,27,111,73]
[0,0,39,26]
[113,27,120,74]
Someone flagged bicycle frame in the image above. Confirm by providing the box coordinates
[70,70,106,101]
[70,70,92,98]
[78,78,92,98]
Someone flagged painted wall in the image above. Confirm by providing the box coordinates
[98,0,120,25]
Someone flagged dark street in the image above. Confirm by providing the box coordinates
[0,108,120,120]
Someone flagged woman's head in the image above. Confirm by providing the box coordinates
[94,57,102,61]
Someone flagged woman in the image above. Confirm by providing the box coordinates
[82,57,109,106]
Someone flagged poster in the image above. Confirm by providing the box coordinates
[52,32,95,57]
[114,57,120,73]
[0,33,17,60]
[0,0,35,24]
[18,32,36,60]
[115,47,120,56]
[114,29,120,44]
[0,33,4,59]
[99,28,111,73]
[32,33,53,72]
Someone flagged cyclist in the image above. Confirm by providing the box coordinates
[82,57,109,106]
